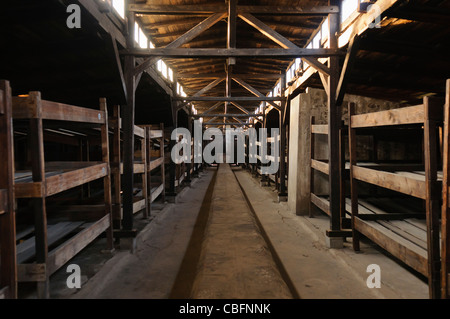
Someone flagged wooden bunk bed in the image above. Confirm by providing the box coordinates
[11,90,114,298]
[0,80,17,299]
[110,105,149,228]
[348,98,445,299]
[143,124,165,215]
[309,116,351,236]
[441,79,450,299]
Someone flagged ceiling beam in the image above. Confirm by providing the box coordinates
[238,12,298,49]
[177,73,282,79]
[175,96,284,102]
[125,48,343,58]
[134,12,227,76]
[232,77,282,110]
[129,4,338,16]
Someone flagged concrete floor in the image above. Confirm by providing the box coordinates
[49,164,428,299]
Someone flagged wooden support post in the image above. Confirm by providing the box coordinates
[100,98,114,250]
[141,127,149,219]
[348,102,360,251]
[28,92,49,298]
[145,127,152,216]
[0,80,17,299]
[424,96,441,299]
[160,123,166,202]
[185,117,192,184]
[112,105,122,229]
[278,77,287,201]
[326,2,343,248]
[442,80,450,299]
[309,116,316,218]
[122,5,136,231]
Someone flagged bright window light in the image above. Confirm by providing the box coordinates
[295,58,301,70]
[161,61,168,78]
[149,41,155,49]
[341,0,358,22]
[313,31,321,49]
[168,68,174,82]
[157,59,162,72]
[112,0,125,19]
[139,28,148,49]
[321,18,329,42]
[134,22,139,43]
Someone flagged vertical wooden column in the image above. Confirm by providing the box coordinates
[112,105,122,229]
[309,116,316,218]
[0,80,17,299]
[100,98,114,250]
[326,1,343,247]
[145,127,152,215]
[122,4,136,231]
[348,102,360,251]
[279,76,287,200]
[160,123,166,202]
[424,96,442,299]
[28,92,49,298]
[442,79,450,299]
[185,116,192,184]
[141,127,149,219]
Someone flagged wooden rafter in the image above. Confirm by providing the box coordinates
[134,12,227,76]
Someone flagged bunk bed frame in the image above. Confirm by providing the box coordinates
[0,80,17,299]
[143,124,165,214]
[110,105,149,229]
[11,90,114,298]
[309,116,351,237]
[348,98,445,299]
[441,79,450,299]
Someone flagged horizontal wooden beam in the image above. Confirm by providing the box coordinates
[193,114,262,118]
[204,122,248,126]
[129,4,338,15]
[177,73,282,79]
[352,166,426,199]
[350,104,424,128]
[174,96,285,102]
[124,48,343,58]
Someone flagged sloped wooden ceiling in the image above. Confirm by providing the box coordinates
[134,0,329,122]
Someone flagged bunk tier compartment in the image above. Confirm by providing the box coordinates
[142,124,165,215]
[348,98,445,299]
[309,116,352,237]
[110,105,149,229]
[441,79,450,299]
[0,80,17,299]
[12,92,113,299]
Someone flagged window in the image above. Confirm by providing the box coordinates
[134,22,139,44]
[138,28,148,49]
[321,17,329,43]
[312,30,321,49]
[161,60,168,79]
[168,68,174,82]
[341,0,359,22]
[112,0,125,19]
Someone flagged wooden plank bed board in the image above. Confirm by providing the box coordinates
[132,197,146,214]
[354,217,428,277]
[47,215,110,275]
[148,130,163,139]
[14,163,108,198]
[350,104,424,128]
[150,184,164,203]
[352,166,427,199]
[310,193,330,216]
[311,159,329,175]
[12,97,106,124]
[149,157,164,171]
[16,221,84,264]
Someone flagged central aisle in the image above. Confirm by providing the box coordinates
[187,164,293,299]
